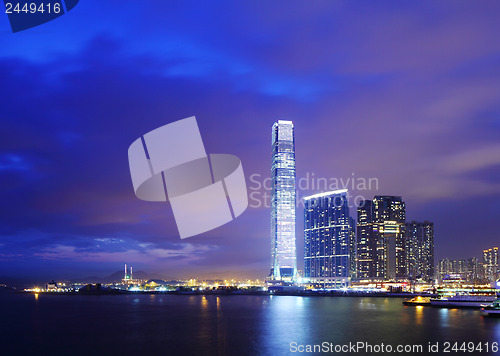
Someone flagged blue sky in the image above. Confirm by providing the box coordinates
[1,1,500,280]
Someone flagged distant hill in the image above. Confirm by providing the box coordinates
[0,276,41,289]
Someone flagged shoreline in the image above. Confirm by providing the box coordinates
[18,290,437,298]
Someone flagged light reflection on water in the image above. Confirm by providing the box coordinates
[440,308,450,327]
[1,293,499,356]
[260,296,311,354]
[257,297,498,355]
[415,305,424,325]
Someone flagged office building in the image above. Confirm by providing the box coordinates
[304,189,353,287]
[270,120,297,280]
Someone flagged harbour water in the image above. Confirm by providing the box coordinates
[1,290,499,355]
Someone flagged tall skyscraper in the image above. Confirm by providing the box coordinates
[348,216,357,280]
[356,196,406,280]
[356,200,375,279]
[303,190,354,287]
[373,196,406,280]
[483,247,499,283]
[270,120,297,280]
[405,221,434,282]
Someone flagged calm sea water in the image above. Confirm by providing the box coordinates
[1,290,499,355]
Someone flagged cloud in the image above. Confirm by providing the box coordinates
[94,238,125,244]
[444,144,500,175]
[0,154,31,171]
[33,242,217,264]
[0,253,24,262]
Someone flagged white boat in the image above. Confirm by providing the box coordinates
[480,299,500,317]
[430,293,497,308]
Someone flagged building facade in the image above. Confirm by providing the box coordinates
[405,221,434,282]
[270,120,297,280]
[483,247,499,283]
[356,200,375,279]
[304,190,353,287]
[356,196,406,280]
[437,257,485,284]
[348,216,357,280]
[466,257,483,284]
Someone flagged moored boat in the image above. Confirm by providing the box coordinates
[430,294,497,308]
[429,287,498,308]
[480,299,500,317]
[403,296,431,306]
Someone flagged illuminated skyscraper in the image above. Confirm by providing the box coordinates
[405,221,434,282]
[373,196,406,280]
[270,120,297,280]
[356,196,406,280]
[466,257,482,284]
[304,190,354,287]
[348,216,357,279]
[483,247,499,283]
[356,200,375,279]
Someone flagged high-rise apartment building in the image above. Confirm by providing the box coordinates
[356,196,406,280]
[304,190,353,287]
[270,120,297,280]
[405,221,434,282]
[348,216,357,280]
[438,257,485,284]
[483,247,499,283]
[356,200,375,279]
[467,257,482,284]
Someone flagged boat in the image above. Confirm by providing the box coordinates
[430,293,497,308]
[403,296,431,306]
[480,299,500,317]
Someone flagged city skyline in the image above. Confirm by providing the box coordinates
[1,1,500,280]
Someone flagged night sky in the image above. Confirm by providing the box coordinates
[1,1,499,280]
